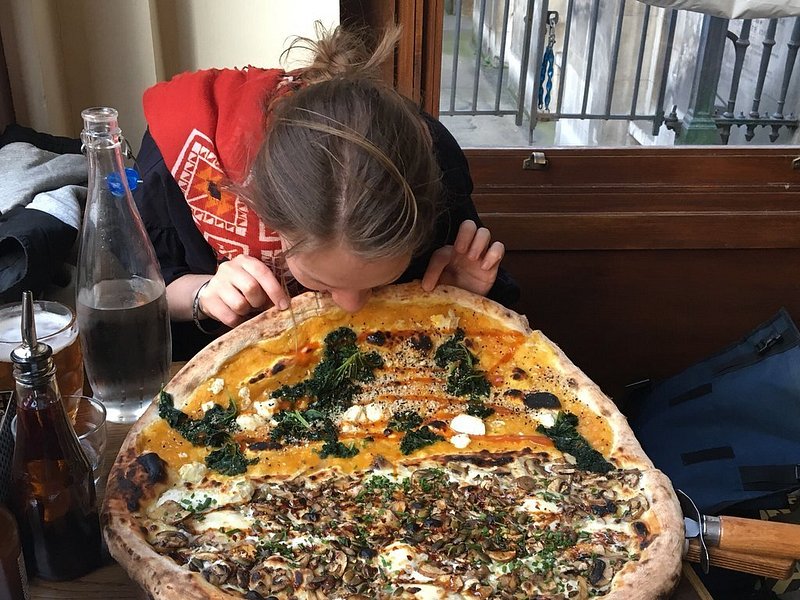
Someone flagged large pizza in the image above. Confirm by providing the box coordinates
[102,283,683,600]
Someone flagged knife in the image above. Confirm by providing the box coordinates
[678,489,800,579]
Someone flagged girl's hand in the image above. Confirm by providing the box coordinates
[421,220,505,297]
[198,255,290,327]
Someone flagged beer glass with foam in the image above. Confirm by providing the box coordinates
[0,301,83,397]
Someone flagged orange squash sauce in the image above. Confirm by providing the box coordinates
[140,300,613,476]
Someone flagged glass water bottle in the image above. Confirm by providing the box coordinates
[76,107,171,423]
[10,292,101,580]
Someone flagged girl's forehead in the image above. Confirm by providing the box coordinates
[285,243,410,291]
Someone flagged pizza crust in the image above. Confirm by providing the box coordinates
[103,449,228,599]
[102,282,683,600]
[539,335,654,468]
[605,469,685,599]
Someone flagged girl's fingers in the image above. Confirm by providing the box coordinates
[240,259,290,310]
[453,220,478,254]
[467,227,492,260]
[421,246,454,291]
[198,289,244,327]
[481,241,505,270]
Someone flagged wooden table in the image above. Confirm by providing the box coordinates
[28,364,714,600]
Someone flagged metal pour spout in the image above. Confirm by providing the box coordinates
[10,291,54,382]
[21,290,38,349]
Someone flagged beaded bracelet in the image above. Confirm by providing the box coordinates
[192,280,218,334]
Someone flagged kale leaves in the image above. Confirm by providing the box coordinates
[158,389,257,476]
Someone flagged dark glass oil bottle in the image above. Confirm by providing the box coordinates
[9,292,101,580]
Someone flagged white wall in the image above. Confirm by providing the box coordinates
[0,0,339,149]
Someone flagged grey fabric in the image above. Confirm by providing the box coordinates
[27,185,87,230]
[0,142,87,219]
[0,142,86,301]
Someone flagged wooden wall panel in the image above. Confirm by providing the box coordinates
[468,147,800,402]
[339,0,443,113]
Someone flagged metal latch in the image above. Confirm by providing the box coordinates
[793,156,800,170]
[523,151,548,170]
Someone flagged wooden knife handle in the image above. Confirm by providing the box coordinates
[717,516,800,559]
[686,539,797,579]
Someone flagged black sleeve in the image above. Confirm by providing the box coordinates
[397,115,520,308]
[133,129,217,286]
[0,206,77,303]
[0,123,82,154]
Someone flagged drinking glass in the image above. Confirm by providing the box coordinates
[0,301,84,398]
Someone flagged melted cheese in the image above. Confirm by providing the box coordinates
[191,510,254,532]
[450,414,486,436]
[156,477,254,511]
[178,462,207,484]
[449,433,471,449]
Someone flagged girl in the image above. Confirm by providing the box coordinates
[133,25,518,358]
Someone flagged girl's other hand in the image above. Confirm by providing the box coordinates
[421,220,505,297]
[198,255,290,327]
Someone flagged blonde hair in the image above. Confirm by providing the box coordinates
[283,22,401,84]
[249,24,442,259]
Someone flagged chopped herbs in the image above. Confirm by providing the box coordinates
[271,408,360,460]
[270,409,337,444]
[317,439,360,459]
[355,475,410,502]
[434,328,491,402]
[269,327,384,460]
[205,440,258,476]
[256,531,293,560]
[158,389,258,476]
[387,409,423,432]
[179,494,216,513]
[158,389,238,447]
[271,327,384,414]
[434,328,475,368]
[399,425,444,455]
[466,399,495,419]
[537,411,614,473]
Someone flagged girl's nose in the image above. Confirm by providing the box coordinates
[330,288,372,313]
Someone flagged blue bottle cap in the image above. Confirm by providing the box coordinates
[106,167,141,197]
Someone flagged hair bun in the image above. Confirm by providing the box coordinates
[285,22,401,84]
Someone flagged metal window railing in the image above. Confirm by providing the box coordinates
[704,16,800,143]
[440,0,799,144]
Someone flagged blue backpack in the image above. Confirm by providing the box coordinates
[629,309,800,515]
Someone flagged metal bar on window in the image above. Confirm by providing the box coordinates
[722,20,752,118]
[442,109,688,120]
[651,8,677,136]
[630,4,651,116]
[493,0,512,112]
[581,0,602,115]
[515,0,537,125]
[750,19,778,117]
[551,112,678,120]
[555,0,575,115]
[773,17,800,118]
[471,0,488,113]
[605,0,627,114]
[448,0,464,113]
